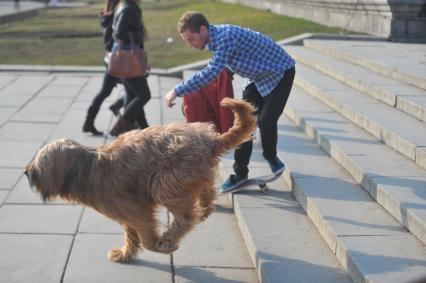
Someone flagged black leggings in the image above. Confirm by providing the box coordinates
[122,76,151,129]
[233,67,295,178]
[90,69,120,114]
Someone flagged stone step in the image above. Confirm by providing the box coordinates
[285,85,426,246]
[221,167,352,283]
[292,63,426,170]
[302,39,426,91]
[273,112,426,283]
[286,45,426,122]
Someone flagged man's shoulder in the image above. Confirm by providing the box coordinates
[214,24,247,39]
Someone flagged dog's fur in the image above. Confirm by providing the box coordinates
[25,98,256,262]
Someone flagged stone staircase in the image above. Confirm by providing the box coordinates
[221,38,426,283]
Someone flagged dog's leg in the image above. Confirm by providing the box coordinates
[156,199,198,253]
[124,206,167,254]
[198,187,217,220]
[108,225,140,263]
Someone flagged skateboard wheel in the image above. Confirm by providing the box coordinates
[259,183,269,193]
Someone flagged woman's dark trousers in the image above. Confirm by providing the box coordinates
[83,71,120,135]
[122,76,151,129]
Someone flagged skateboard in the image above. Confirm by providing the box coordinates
[221,172,283,194]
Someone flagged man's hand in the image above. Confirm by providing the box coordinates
[165,90,177,108]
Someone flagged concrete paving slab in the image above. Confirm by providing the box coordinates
[337,235,426,283]
[418,147,426,170]
[48,101,110,146]
[0,168,22,189]
[228,167,352,283]
[371,176,426,243]
[78,207,123,234]
[63,234,172,283]
[304,39,426,90]
[37,85,83,99]
[147,75,161,99]
[0,75,15,89]
[0,106,16,126]
[277,114,426,282]
[0,93,33,107]
[397,95,426,122]
[173,201,253,268]
[0,234,73,283]
[175,266,256,283]
[12,97,73,123]
[0,204,82,234]
[295,63,426,167]
[0,75,52,97]
[0,189,8,203]
[293,177,406,244]
[286,86,333,113]
[278,141,354,182]
[0,140,43,167]
[4,175,65,204]
[288,45,426,115]
[285,89,426,248]
[354,73,408,86]
[0,121,56,142]
[50,75,89,86]
[77,75,104,94]
[144,97,163,126]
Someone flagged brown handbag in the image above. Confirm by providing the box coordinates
[107,34,148,78]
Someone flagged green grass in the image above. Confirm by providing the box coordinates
[0,0,349,68]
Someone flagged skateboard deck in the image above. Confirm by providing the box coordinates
[221,172,283,194]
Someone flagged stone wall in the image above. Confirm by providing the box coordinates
[222,0,426,41]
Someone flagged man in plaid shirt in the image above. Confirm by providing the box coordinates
[165,11,295,193]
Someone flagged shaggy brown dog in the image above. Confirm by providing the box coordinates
[25,98,255,263]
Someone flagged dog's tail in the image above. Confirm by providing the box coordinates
[213,98,256,156]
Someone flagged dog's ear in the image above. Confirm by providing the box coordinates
[24,164,38,188]
[60,165,80,195]
[24,164,49,203]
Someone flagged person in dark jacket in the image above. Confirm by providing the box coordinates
[109,0,151,137]
[82,0,125,136]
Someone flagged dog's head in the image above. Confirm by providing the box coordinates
[25,138,93,203]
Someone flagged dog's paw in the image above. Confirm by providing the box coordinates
[155,239,179,253]
[108,248,133,263]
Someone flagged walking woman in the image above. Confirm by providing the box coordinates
[109,0,151,136]
[83,0,125,136]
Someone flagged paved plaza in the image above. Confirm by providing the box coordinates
[0,72,260,282]
[1,3,426,282]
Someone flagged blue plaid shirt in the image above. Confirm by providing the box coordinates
[175,24,295,97]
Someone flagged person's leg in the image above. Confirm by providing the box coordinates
[91,72,119,113]
[221,83,262,192]
[122,76,151,129]
[109,96,125,116]
[110,76,151,136]
[232,83,263,178]
[258,67,295,171]
[83,71,119,135]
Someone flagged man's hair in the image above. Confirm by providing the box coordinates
[177,11,209,33]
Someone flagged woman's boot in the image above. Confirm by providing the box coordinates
[83,106,103,136]
[109,97,124,116]
[109,116,132,137]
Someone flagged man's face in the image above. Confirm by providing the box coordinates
[180,25,209,50]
